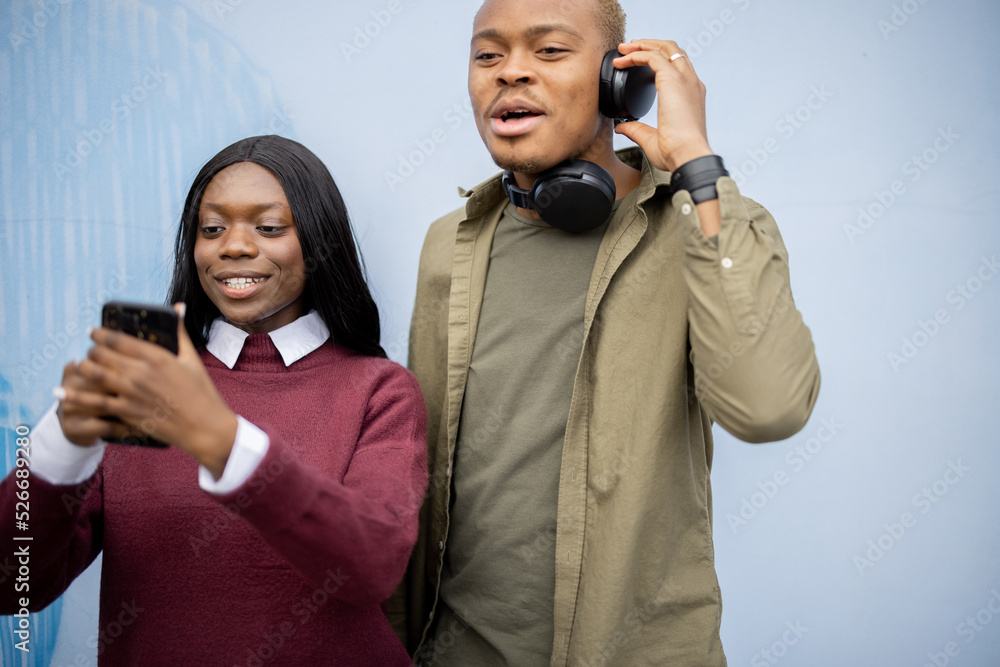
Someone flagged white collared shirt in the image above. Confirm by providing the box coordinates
[29,311,331,495]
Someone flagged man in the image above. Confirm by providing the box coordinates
[392,0,821,664]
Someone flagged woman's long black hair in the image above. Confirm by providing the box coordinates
[169,135,385,357]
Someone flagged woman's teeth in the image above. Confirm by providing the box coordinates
[222,277,264,290]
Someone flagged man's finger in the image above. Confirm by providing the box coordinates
[618,40,696,75]
[614,120,658,151]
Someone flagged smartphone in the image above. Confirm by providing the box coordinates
[101,301,179,354]
[100,301,179,447]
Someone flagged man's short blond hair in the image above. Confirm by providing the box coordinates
[595,0,627,51]
[474,0,627,52]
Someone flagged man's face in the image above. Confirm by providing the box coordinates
[469,0,609,175]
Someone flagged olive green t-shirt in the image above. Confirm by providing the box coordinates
[431,196,630,665]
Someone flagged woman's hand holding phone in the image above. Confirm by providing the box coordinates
[55,361,132,447]
[56,303,239,478]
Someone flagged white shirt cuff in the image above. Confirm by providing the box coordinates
[198,416,270,496]
[28,403,107,486]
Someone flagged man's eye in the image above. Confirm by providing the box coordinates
[539,47,566,55]
[475,52,500,61]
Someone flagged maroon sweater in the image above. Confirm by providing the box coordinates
[0,335,426,665]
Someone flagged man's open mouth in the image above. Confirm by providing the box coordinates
[499,110,541,122]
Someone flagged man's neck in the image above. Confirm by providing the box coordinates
[510,148,642,221]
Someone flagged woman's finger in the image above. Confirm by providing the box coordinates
[77,354,138,398]
[61,384,133,420]
[174,302,198,361]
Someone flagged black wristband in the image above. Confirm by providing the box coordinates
[671,155,729,204]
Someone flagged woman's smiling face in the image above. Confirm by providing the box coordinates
[194,161,307,334]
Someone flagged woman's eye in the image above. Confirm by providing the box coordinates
[258,225,286,235]
[199,225,224,235]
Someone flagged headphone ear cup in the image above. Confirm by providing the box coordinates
[598,49,623,118]
[598,48,657,120]
[531,160,616,233]
[617,61,656,120]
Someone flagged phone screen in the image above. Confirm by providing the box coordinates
[101,301,179,354]
[99,301,179,447]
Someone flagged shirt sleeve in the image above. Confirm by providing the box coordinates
[26,403,107,486]
[198,416,270,495]
[681,176,821,443]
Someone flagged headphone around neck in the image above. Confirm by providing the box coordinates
[501,49,656,233]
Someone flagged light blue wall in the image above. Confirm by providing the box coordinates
[1,0,997,665]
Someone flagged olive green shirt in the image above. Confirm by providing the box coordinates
[432,201,618,665]
[391,147,821,666]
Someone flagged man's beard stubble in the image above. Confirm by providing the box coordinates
[489,149,543,175]
[487,119,614,175]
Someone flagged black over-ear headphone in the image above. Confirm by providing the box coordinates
[502,49,656,232]
[599,48,658,122]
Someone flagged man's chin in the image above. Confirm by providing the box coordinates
[488,136,591,175]
[489,149,559,176]
[492,157,540,174]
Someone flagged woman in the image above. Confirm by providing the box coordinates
[0,135,426,665]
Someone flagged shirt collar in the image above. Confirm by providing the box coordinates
[205,310,330,369]
[460,147,671,217]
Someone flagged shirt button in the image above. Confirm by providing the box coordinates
[681,203,693,215]
[721,257,734,269]
[438,540,444,550]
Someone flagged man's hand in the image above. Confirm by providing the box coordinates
[64,304,238,477]
[613,39,722,237]
[612,40,713,173]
